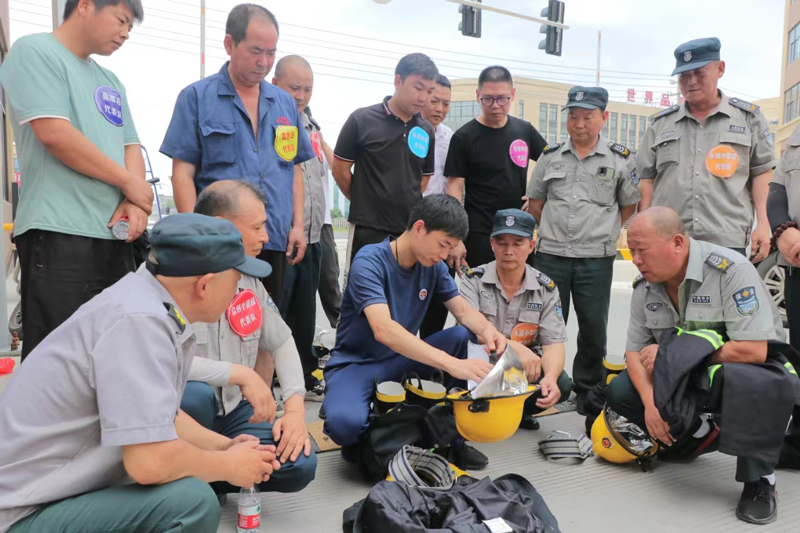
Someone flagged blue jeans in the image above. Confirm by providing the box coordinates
[180,382,317,493]
[322,326,475,447]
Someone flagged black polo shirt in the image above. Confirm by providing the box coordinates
[444,116,547,235]
[335,96,436,234]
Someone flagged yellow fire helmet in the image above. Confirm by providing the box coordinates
[446,385,537,443]
[591,405,659,464]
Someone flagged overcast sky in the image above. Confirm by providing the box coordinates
[9,0,786,190]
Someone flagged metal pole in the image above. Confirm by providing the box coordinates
[51,0,66,29]
[200,0,206,79]
[445,0,569,29]
[596,30,601,86]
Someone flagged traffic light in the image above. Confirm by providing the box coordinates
[539,0,565,56]
[458,0,482,38]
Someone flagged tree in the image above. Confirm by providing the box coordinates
[330,208,343,219]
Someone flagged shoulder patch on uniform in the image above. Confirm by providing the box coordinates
[537,272,556,291]
[265,294,280,313]
[465,267,485,278]
[706,253,733,272]
[609,142,630,158]
[632,273,646,289]
[729,97,759,114]
[542,143,562,155]
[163,302,187,334]
[650,105,680,122]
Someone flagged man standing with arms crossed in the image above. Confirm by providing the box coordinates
[637,37,777,260]
[0,0,154,359]
[161,4,314,308]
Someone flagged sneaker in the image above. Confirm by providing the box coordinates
[519,413,541,430]
[318,404,326,420]
[305,379,325,402]
[447,443,489,471]
[736,478,778,525]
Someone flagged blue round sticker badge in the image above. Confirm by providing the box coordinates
[94,86,124,127]
[408,126,430,158]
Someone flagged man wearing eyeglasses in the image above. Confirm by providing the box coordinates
[445,66,547,269]
[637,38,777,261]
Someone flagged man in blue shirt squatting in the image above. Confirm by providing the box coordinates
[161,3,314,309]
[322,195,507,469]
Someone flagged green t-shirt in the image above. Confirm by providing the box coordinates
[0,33,139,240]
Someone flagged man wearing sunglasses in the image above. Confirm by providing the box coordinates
[445,66,547,270]
[637,37,777,261]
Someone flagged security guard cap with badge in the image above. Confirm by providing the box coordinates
[490,208,536,240]
[671,37,721,76]
[146,213,273,279]
[564,86,609,112]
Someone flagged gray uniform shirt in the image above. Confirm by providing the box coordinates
[0,267,195,532]
[460,262,566,346]
[770,123,800,267]
[300,107,327,244]
[527,135,640,258]
[636,92,777,249]
[188,274,302,416]
[626,238,785,353]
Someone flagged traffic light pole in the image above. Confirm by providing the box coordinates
[446,0,569,29]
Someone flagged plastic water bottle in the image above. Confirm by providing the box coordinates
[237,485,261,533]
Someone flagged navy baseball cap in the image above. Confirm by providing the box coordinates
[147,213,272,278]
[564,86,609,111]
[672,37,721,76]
[490,209,536,239]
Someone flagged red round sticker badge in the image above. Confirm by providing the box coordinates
[226,289,263,338]
[509,139,529,168]
[310,131,323,162]
[511,323,539,347]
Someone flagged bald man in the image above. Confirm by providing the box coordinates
[273,56,328,401]
[607,207,790,525]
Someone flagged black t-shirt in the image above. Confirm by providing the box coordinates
[445,116,547,234]
[335,97,436,234]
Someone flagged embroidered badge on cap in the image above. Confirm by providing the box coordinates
[227,289,263,338]
[646,302,663,312]
[692,295,711,304]
[509,139,529,168]
[684,51,692,62]
[505,216,516,227]
[419,288,428,301]
[575,91,585,101]
[733,287,759,317]
[94,86,124,127]
[408,126,430,158]
[526,302,543,311]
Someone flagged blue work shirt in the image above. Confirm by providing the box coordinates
[328,239,460,368]
[160,63,314,252]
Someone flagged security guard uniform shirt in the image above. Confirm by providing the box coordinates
[627,238,785,353]
[300,107,327,245]
[770,123,800,267]
[188,274,304,417]
[0,266,195,532]
[460,261,566,347]
[527,135,641,258]
[160,62,315,253]
[636,92,778,249]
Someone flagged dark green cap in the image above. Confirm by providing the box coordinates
[672,37,721,76]
[147,213,272,278]
[564,86,608,111]
[490,209,535,239]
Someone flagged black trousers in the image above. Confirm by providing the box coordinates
[785,267,800,353]
[280,242,322,384]
[257,250,287,309]
[534,252,615,394]
[17,230,134,360]
[318,224,342,329]
[607,370,773,482]
[525,370,574,415]
[348,225,401,266]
